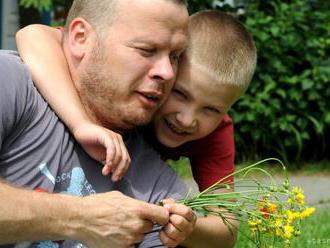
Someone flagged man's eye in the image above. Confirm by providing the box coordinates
[137,48,156,56]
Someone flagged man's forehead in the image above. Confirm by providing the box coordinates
[111,0,188,49]
[115,0,188,26]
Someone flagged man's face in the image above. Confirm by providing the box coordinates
[78,0,188,131]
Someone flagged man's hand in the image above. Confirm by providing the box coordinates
[72,121,131,181]
[159,199,196,247]
[73,191,170,248]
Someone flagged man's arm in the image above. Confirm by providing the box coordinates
[0,181,170,247]
[0,181,79,244]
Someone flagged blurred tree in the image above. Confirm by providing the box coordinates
[18,0,73,26]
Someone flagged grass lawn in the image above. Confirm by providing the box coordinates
[236,207,330,247]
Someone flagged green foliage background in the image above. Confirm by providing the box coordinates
[19,0,330,165]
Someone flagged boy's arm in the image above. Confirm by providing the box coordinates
[181,213,238,248]
[16,25,130,180]
[16,24,88,132]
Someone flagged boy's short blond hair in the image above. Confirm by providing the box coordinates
[187,10,257,91]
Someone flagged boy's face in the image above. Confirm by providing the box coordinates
[153,55,242,148]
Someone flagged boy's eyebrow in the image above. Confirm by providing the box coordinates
[176,85,192,99]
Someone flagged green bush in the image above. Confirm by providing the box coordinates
[232,0,330,163]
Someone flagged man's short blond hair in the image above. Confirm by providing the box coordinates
[64,0,187,37]
[187,10,257,91]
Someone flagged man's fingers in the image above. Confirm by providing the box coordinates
[140,220,154,233]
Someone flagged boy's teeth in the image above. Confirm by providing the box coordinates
[166,120,185,134]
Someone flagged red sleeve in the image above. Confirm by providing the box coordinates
[188,114,235,191]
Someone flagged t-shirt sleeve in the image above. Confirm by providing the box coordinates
[0,51,31,152]
[189,114,235,191]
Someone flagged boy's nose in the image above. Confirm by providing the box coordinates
[176,111,197,129]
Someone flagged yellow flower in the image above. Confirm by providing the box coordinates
[275,219,283,237]
[289,186,305,205]
[286,210,300,221]
[291,186,303,194]
[296,193,305,205]
[300,207,316,219]
[248,219,262,227]
[283,224,294,239]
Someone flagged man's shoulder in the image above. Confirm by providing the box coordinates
[0,50,24,69]
[0,50,32,90]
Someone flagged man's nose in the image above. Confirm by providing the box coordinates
[150,56,176,83]
[176,111,197,129]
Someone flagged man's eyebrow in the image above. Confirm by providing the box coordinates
[129,37,187,51]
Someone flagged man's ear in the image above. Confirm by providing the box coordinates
[67,18,93,60]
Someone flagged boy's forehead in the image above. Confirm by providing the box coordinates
[177,61,243,106]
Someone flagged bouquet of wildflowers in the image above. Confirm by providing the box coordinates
[178,158,315,248]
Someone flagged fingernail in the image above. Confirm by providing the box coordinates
[163,204,171,210]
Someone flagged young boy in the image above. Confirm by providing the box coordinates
[16,10,257,247]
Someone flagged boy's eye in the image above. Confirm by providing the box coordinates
[204,107,221,115]
[169,52,180,64]
[172,89,186,99]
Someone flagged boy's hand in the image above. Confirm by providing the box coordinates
[72,121,131,181]
[160,199,197,247]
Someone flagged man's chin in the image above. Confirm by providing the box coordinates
[123,115,153,129]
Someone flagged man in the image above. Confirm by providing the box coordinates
[0,0,189,247]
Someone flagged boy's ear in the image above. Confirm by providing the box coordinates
[67,18,93,60]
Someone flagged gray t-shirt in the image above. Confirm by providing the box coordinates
[0,51,188,248]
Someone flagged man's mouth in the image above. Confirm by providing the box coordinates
[138,91,162,108]
[164,119,189,135]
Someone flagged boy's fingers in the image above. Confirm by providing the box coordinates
[164,222,182,237]
[169,213,195,234]
[163,203,195,223]
[102,164,112,176]
[140,203,170,226]
[159,230,178,248]
[112,142,131,181]
[109,135,122,168]
[111,159,128,181]
[103,136,116,167]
